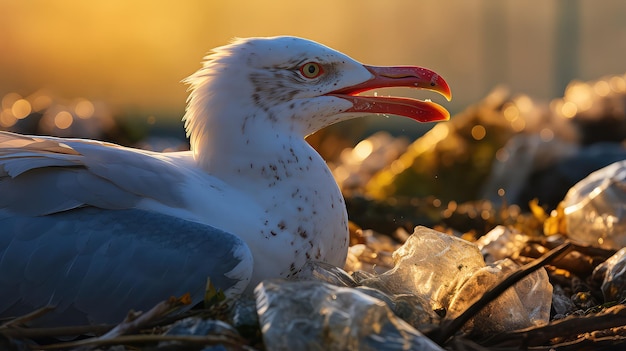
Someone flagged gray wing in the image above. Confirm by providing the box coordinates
[0,131,190,216]
[0,207,253,326]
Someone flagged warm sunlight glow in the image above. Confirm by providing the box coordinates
[0,1,624,121]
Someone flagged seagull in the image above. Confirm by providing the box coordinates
[0,36,451,326]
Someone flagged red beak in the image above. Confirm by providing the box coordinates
[327,65,452,122]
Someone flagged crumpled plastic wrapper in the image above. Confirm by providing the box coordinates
[447,258,552,335]
[563,160,626,250]
[255,280,444,351]
[377,227,552,335]
[374,227,485,312]
[475,225,530,263]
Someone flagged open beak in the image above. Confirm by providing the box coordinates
[327,65,452,122]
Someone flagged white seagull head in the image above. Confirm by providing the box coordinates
[182,36,451,163]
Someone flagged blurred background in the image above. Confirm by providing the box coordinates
[1,0,624,131]
[1,0,626,224]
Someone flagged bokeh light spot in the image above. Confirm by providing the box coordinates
[54,111,74,129]
[0,109,17,127]
[503,103,519,121]
[11,99,32,119]
[32,94,53,112]
[471,125,486,141]
[511,117,526,132]
[2,93,21,110]
[539,128,554,142]
[495,148,509,162]
[593,80,611,97]
[561,101,578,118]
[353,139,373,161]
[609,76,626,93]
[75,99,95,119]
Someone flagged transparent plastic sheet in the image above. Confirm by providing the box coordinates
[593,247,626,302]
[255,280,444,351]
[564,160,626,250]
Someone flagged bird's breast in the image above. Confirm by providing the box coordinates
[199,140,349,286]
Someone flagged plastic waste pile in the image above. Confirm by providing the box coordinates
[254,227,552,349]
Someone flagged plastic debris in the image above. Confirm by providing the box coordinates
[164,317,240,337]
[375,227,485,312]
[447,258,552,335]
[157,317,242,350]
[475,225,530,263]
[592,247,626,302]
[295,260,359,287]
[563,160,626,250]
[376,226,552,334]
[255,280,444,351]
[228,297,259,334]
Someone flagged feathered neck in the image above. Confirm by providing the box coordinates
[181,39,307,174]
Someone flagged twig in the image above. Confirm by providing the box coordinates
[97,294,192,340]
[427,241,573,345]
[32,334,246,350]
[21,294,194,351]
[0,306,56,328]
[0,325,112,339]
[483,304,626,348]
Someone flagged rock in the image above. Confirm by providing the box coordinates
[551,284,578,317]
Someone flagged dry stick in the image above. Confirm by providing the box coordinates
[33,334,246,350]
[0,306,114,340]
[0,306,56,328]
[30,295,192,351]
[484,304,626,348]
[0,325,113,339]
[93,294,190,340]
[428,241,573,346]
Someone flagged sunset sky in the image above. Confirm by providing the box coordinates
[1,0,625,120]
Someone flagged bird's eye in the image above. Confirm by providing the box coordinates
[299,62,324,79]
